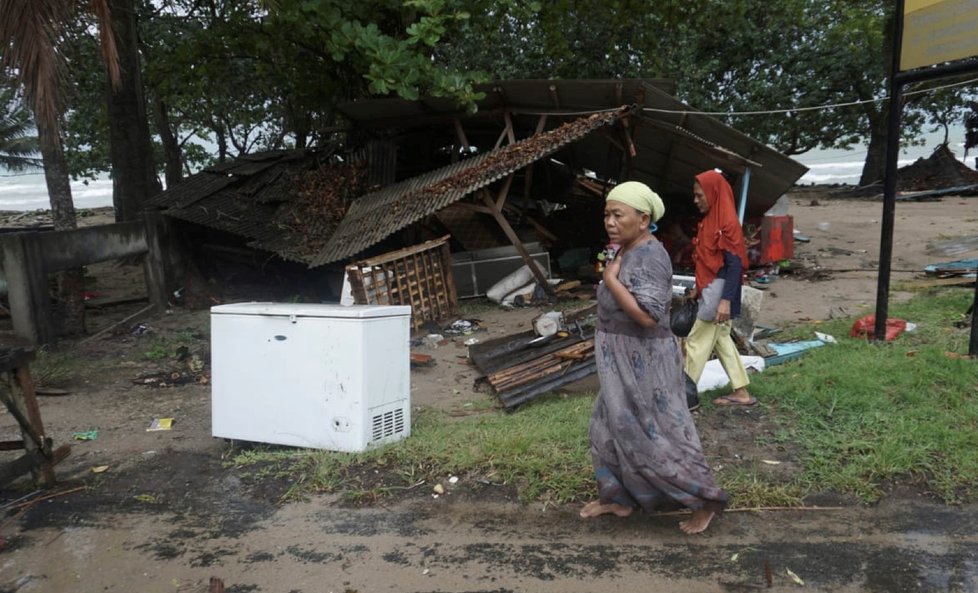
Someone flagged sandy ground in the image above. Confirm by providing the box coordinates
[0,192,976,592]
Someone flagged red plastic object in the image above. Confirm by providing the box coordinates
[849,315,908,341]
[760,215,794,264]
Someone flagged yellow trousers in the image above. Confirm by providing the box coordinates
[683,318,750,390]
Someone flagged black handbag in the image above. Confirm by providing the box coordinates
[670,297,698,338]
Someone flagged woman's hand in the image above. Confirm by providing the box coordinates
[716,298,731,324]
[602,255,622,284]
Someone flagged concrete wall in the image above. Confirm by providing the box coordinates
[0,213,172,344]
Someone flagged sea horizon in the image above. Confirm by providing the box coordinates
[2,136,975,212]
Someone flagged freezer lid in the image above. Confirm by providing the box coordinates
[210,302,412,319]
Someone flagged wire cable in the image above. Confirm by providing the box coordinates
[642,75,978,118]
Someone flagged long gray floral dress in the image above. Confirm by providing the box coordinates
[589,239,729,514]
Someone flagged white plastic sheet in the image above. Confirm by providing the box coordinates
[695,355,766,393]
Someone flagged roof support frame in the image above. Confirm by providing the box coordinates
[454,113,555,296]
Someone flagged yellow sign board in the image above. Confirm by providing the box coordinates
[901,0,978,70]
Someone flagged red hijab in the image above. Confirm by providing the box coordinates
[693,170,748,295]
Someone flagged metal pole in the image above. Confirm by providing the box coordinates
[969,273,978,356]
[874,1,906,343]
[737,166,751,224]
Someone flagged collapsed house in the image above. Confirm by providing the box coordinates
[148,79,808,326]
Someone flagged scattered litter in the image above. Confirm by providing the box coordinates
[695,356,765,393]
[464,337,480,346]
[72,429,99,441]
[410,352,434,367]
[761,460,782,465]
[786,567,805,585]
[730,553,740,562]
[134,494,156,503]
[763,340,826,366]
[422,568,430,576]
[443,319,482,335]
[91,465,110,473]
[923,258,977,277]
[814,331,837,344]
[850,315,909,341]
[147,418,174,432]
[816,222,830,231]
[449,476,459,484]
[422,334,445,348]
[433,483,445,495]
[131,323,150,336]
[532,311,565,337]
[132,370,202,387]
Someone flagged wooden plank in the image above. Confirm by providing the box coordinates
[480,188,554,296]
[0,440,25,451]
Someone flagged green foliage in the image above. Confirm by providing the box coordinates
[0,85,41,171]
[43,0,978,198]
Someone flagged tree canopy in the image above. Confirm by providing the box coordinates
[26,0,978,199]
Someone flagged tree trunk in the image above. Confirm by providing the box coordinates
[153,94,183,188]
[859,115,889,187]
[106,0,162,222]
[36,117,86,336]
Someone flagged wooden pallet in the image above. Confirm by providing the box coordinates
[346,235,459,333]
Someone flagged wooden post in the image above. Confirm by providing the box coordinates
[479,187,554,296]
[1,233,54,344]
[143,210,172,310]
[0,349,62,488]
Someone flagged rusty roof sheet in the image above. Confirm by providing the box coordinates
[147,146,354,263]
[307,107,632,267]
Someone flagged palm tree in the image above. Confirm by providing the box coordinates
[0,0,120,230]
[0,0,120,336]
[0,88,41,171]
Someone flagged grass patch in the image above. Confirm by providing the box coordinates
[30,346,79,387]
[231,287,978,507]
[232,394,596,505]
[754,287,978,503]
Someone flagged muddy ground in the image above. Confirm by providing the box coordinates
[1,191,977,592]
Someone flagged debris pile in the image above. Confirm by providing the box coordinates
[897,144,978,191]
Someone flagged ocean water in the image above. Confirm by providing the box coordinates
[1,130,975,211]
[0,172,114,212]
[795,138,977,186]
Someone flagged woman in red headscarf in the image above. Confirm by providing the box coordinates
[685,170,756,407]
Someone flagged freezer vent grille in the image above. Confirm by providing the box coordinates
[371,408,405,441]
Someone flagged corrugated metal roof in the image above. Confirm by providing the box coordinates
[307,107,632,267]
[148,145,351,263]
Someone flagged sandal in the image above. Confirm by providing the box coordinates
[713,394,757,407]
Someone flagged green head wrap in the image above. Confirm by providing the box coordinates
[606,181,665,223]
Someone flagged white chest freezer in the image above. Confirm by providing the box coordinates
[210,302,412,452]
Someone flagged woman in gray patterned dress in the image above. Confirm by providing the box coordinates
[579,181,729,534]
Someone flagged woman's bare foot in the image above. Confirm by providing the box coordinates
[679,508,715,534]
[580,500,633,518]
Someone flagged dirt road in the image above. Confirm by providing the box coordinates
[6,462,978,592]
